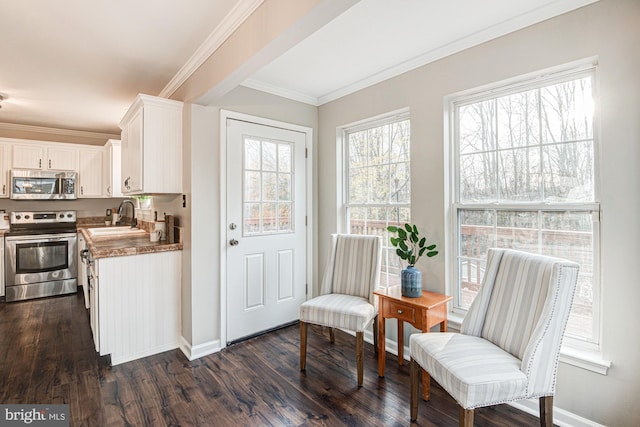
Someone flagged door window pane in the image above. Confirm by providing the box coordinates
[243,138,295,235]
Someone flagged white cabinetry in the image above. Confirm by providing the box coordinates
[12,144,77,170]
[119,94,182,194]
[89,260,100,352]
[103,140,121,197]
[78,147,103,198]
[1,138,121,198]
[0,236,4,297]
[78,234,89,308]
[0,143,9,197]
[94,251,180,365]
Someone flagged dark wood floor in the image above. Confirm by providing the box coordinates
[0,291,543,426]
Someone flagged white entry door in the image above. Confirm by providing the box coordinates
[226,118,307,343]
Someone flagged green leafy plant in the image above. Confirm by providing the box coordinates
[387,223,438,266]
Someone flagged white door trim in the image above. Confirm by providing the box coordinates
[219,109,313,349]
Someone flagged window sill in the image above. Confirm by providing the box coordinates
[446,311,610,375]
[559,346,610,375]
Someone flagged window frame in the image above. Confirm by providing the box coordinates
[446,63,602,352]
[339,108,411,288]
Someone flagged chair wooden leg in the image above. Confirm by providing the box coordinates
[372,315,378,356]
[356,331,364,386]
[459,407,474,427]
[300,321,307,371]
[421,368,431,401]
[329,327,335,343]
[540,396,553,427]
[410,358,420,421]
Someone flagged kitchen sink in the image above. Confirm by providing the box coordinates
[87,226,146,237]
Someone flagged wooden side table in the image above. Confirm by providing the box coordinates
[374,286,452,400]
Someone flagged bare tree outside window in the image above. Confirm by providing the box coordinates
[345,115,411,287]
[453,70,599,346]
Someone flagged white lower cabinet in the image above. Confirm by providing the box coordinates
[78,234,89,309]
[93,250,181,365]
[89,261,100,351]
[0,237,4,297]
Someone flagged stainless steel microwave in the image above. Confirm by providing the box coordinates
[10,169,77,200]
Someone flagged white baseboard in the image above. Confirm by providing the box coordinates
[179,336,221,361]
[509,399,605,427]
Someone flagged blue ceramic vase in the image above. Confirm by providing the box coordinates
[401,265,422,298]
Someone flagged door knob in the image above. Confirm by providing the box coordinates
[229,239,239,246]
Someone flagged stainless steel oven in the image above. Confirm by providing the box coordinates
[4,211,77,302]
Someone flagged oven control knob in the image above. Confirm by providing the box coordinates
[25,215,30,219]
[15,215,21,220]
[67,213,73,218]
[59,213,64,218]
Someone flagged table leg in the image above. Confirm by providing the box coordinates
[397,320,404,366]
[440,318,448,332]
[377,313,385,377]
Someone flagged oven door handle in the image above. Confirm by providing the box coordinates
[5,232,77,243]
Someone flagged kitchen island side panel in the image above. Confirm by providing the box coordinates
[98,250,181,365]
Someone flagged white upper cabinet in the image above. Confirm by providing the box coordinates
[121,106,143,193]
[47,146,78,170]
[11,144,42,169]
[78,147,104,198]
[120,94,182,194]
[103,139,122,197]
[2,138,123,199]
[12,144,77,171]
[0,143,9,198]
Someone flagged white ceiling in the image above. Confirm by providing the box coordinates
[0,0,596,137]
[244,0,598,106]
[0,0,254,135]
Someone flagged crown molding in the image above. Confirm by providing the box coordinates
[241,79,320,106]
[0,122,119,141]
[159,0,264,98]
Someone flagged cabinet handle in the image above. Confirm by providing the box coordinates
[2,184,4,195]
[81,186,84,195]
[397,309,404,314]
[49,159,52,168]
[107,185,111,195]
[39,159,42,168]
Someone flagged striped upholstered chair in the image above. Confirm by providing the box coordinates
[410,248,579,426]
[300,234,382,386]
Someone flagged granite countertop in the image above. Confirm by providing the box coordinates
[78,224,183,260]
[0,216,183,257]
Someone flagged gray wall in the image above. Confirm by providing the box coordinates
[317,1,639,425]
[182,86,318,351]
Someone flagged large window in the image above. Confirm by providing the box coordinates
[450,66,600,349]
[344,112,410,287]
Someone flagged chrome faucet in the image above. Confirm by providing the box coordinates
[117,199,138,228]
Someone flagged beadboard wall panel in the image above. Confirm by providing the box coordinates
[97,251,181,365]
